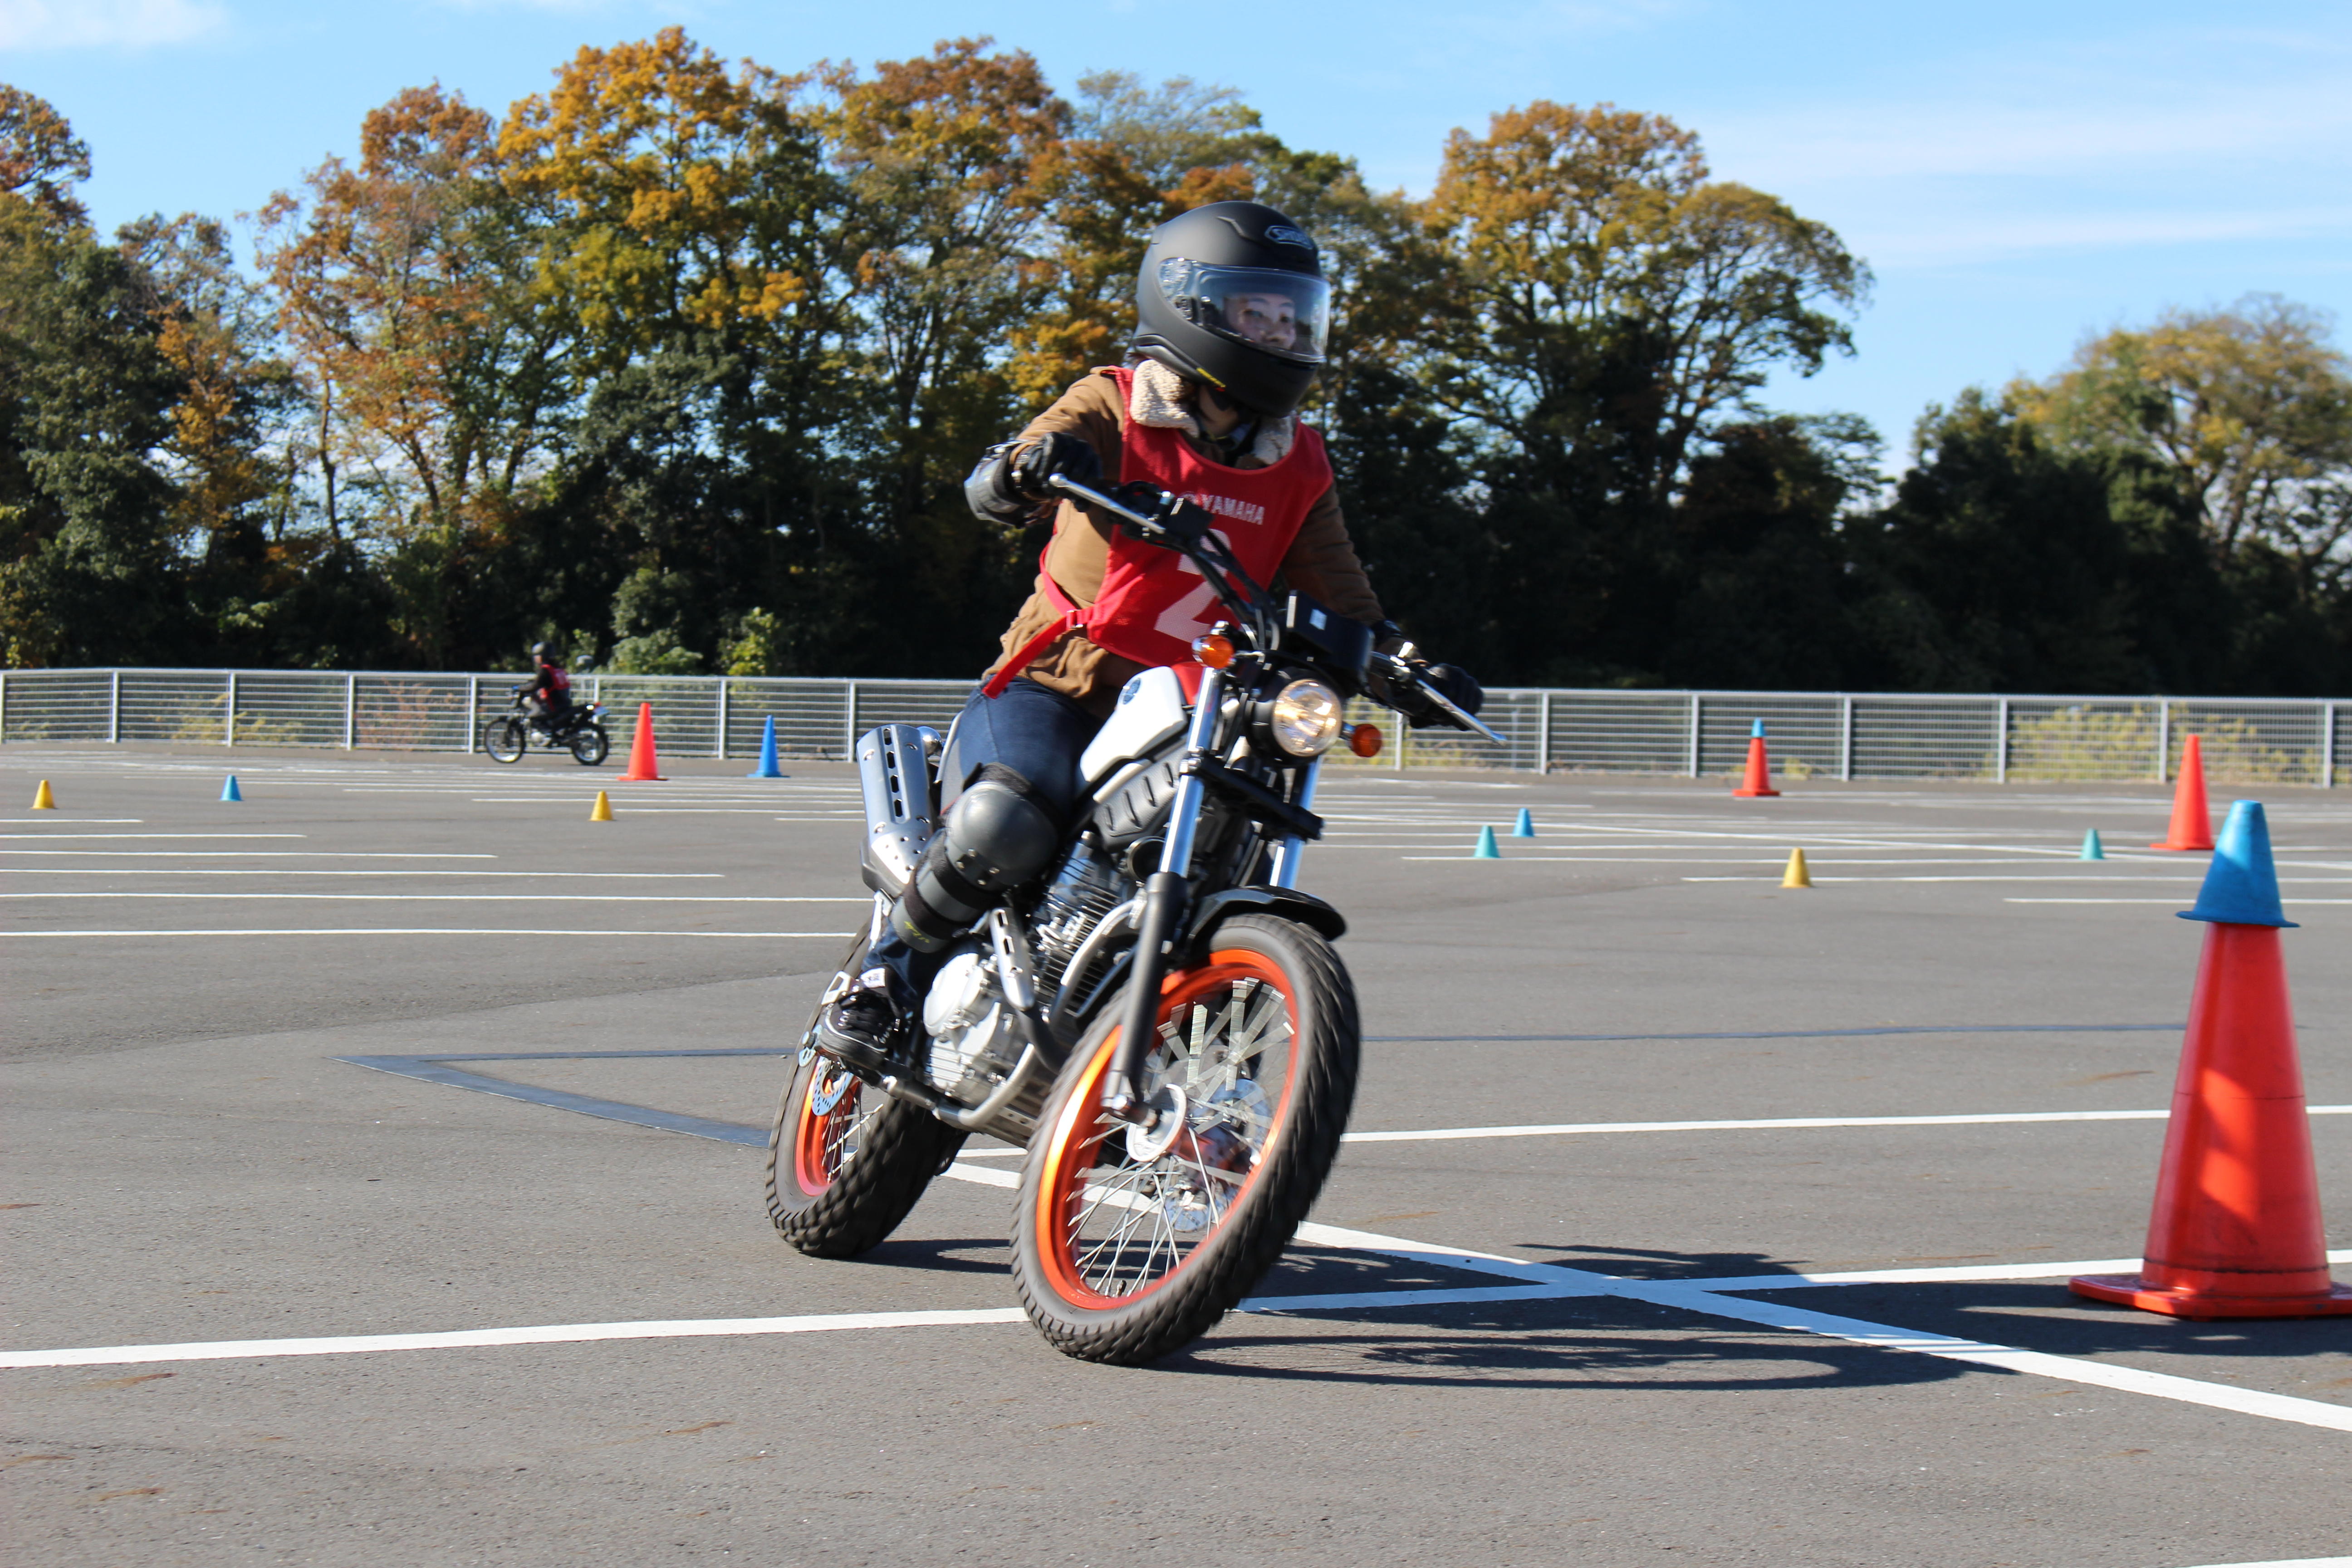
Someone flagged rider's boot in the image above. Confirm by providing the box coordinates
[814,959,917,1075]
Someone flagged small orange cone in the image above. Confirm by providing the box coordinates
[2149,733,2213,851]
[589,790,613,822]
[31,779,56,810]
[618,702,666,782]
[1732,720,1779,798]
[2072,802,2352,1319]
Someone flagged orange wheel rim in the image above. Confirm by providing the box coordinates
[792,1067,862,1197]
[1034,950,1299,1308]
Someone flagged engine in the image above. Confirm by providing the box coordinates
[1027,841,1134,1007]
[921,947,1023,1102]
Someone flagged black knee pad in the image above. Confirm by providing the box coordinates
[892,765,1063,951]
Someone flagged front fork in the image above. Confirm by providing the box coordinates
[1100,666,1226,1121]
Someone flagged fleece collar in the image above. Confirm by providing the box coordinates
[1127,359,1295,466]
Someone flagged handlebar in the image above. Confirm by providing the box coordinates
[1047,472,1505,746]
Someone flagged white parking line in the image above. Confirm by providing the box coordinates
[0,832,307,840]
[7,892,869,903]
[0,928,856,939]
[0,850,495,858]
[5,869,726,878]
[2010,899,2352,907]
[1342,1107,2352,1142]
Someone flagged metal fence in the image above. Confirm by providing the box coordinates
[0,668,2342,787]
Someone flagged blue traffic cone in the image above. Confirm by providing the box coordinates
[746,715,784,779]
[1511,807,1535,838]
[2081,828,2104,861]
[1474,825,1500,858]
[220,774,243,803]
[2180,801,2296,928]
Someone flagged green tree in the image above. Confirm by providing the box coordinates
[1415,102,1868,510]
[2017,295,2352,579]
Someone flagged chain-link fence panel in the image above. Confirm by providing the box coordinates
[232,672,348,749]
[0,670,115,741]
[354,675,474,751]
[1545,692,1692,775]
[8,668,2347,784]
[2004,701,2160,783]
[1850,697,2000,780]
[117,672,229,745]
[719,679,854,760]
[848,680,974,745]
[583,677,719,759]
[2170,701,2327,788]
[1699,695,1841,780]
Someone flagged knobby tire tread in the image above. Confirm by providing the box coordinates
[1009,915,1359,1365]
[764,951,964,1259]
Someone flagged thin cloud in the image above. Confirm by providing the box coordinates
[0,0,225,49]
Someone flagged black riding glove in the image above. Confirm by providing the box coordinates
[965,434,1104,525]
[1010,432,1102,499]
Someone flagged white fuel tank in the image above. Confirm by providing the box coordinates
[1078,666,1190,786]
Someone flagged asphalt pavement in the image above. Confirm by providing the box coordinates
[3,743,2347,1567]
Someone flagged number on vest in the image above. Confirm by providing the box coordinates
[1150,530,1235,646]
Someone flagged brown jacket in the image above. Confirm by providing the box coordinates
[979,368,1383,716]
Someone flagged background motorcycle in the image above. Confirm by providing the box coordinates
[765,474,1495,1365]
[482,670,609,766]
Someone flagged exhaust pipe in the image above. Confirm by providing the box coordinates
[856,724,941,897]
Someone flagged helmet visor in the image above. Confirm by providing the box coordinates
[1159,260,1330,364]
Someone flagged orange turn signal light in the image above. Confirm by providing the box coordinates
[1348,722,1384,758]
[1191,632,1235,670]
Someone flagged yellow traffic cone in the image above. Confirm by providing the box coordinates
[31,779,56,810]
[1781,848,1812,888]
[589,790,613,823]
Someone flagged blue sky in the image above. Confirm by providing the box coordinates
[5,0,2346,459]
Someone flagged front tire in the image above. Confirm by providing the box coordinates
[1010,915,1360,1365]
[569,722,609,766]
[483,717,525,763]
[764,1023,964,1259]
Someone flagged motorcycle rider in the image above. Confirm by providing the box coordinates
[816,201,1480,1068]
[523,642,572,733]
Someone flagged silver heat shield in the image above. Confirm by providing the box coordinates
[855,724,941,897]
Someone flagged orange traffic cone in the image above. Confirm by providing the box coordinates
[2149,733,2213,851]
[618,702,666,782]
[2072,802,2352,1319]
[1732,720,1779,798]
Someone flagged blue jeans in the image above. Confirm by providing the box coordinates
[864,678,1103,987]
[937,676,1103,816]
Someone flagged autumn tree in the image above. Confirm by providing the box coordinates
[258,84,561,567]
[2017,295,2352,582]
[0,84,90,227]
[1005,72,1272,406]
[1414,102,1868,510]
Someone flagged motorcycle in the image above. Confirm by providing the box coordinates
[764,472,1498,1364]
[483,682,610,766]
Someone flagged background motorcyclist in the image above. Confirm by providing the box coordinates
[816,201,1480,1068]
[523,642,572,731]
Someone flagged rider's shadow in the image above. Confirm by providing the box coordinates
[1167,1294,1966,1393]
[858,1235,1013,1276]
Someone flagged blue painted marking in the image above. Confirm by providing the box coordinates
[337,1054,771,1147]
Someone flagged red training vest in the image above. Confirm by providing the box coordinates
[982,367,1333,696]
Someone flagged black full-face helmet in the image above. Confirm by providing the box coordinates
[1133,201,1330,421]
[529,642,554,661]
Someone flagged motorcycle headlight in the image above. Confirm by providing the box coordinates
[1267,679,1344,758]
